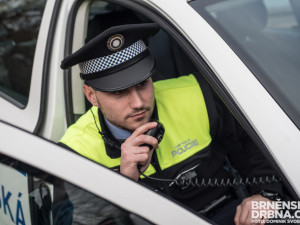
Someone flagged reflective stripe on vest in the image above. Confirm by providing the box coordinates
[60,74,211,174]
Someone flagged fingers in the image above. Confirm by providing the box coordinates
[120,122,158,180]
[133,134,159,149]
[123,121,159,149]
[234,195,273,225]
[235,203,251,225]
[120,144,153,180]
[121,146,150,160]
[136,148,154,167]
[234,204,241,225]
[129,121,157,139]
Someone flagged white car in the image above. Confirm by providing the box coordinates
[0,120,206,225]
[0,0,299,224]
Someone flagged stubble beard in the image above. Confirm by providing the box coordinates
[97,98,155,132]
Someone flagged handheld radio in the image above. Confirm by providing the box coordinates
[142,121,165,149]
[138,121,164,170]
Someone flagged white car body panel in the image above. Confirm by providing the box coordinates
[38,0,75,141]
[0,163,32,225]
[71,1,88,116]
[0,121,209,225]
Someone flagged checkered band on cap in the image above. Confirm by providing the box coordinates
[79,40,147,75]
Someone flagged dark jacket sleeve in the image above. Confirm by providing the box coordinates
[210,90,283,196]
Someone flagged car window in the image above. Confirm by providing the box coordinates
[0,154,153,225]
[189,0,300,128]
[0,0,47,107]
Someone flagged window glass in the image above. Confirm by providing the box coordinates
[0,0,47,106]
[0,155,152,225]
[189,0,300,128]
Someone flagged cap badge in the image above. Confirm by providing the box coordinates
[107,34,124,52]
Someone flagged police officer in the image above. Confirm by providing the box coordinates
[60,23,283,225]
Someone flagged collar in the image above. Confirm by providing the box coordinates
[104,118,131,140]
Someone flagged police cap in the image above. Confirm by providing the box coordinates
[61,23,160,92]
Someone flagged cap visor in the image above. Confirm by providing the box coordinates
[86,55,155,92]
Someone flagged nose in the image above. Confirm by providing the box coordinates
[129,87,143,109]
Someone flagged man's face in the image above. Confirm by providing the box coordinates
[94,78,155,131]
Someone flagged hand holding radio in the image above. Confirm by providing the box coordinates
[120,121,164,181]
[141,120,165,149]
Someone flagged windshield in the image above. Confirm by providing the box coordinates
[190,0,300,128]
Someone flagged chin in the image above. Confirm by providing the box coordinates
[129,119,150,131]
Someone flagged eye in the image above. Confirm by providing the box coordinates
[137,80,148,87]
[111,89,128,95]
[112,90,124,95]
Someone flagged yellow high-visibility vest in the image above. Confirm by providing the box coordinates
[60,74,212,176]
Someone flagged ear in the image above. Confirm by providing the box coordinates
[83,84,99,106]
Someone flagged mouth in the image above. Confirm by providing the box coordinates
[129,110,147,119]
